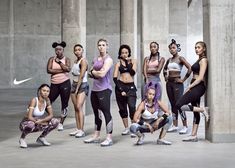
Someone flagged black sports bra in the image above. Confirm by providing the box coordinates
[191,57,207,74]
[119,61,133,74]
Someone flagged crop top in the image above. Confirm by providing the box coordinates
[141,103,161,120]
[191,57,207,75]
[167,58,183,72]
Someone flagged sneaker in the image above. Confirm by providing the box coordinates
[100,138,113,147]
[202,107,209,122]
[130,133,137,138]
[69,129,80,136]
[167,125,178,132]
[182,135,198,142]
[121,128,130,135]
[19,138,27,148]
[57,123,63,131]
[157,139,172,145]
[36,137,51,146]
[136,133,145,145]
[75,130,85,138]
[179,126,188,134]
[84,136,100,143]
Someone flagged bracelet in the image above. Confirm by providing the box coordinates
[137,120,144,125]
[162,114,168,120]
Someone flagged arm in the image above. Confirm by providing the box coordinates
[188,58,208,90]
[163,59,170,82]
[179,56,192,83]
[92,57,113,78]
[113,62,123,92]
[57,57,71,72]
[75,59,88,93]
[47,57,64,75]
[142,57,148,82]
[126,59,137,76]
[133,102,145,123]
[147,57,165,74]
[26,98,37,122]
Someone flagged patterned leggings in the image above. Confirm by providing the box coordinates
[19,118,59,138]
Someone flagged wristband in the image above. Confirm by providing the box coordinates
[162,114,168,120]
[137,120,144,125]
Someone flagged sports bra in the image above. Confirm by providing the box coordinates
[71,58,88,82]
[119,61,133,74]
[32,97,46,117]
[141,103,159,120]
[191,57,207,75]
[167,58,182,72]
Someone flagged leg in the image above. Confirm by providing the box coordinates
[40,118,60,137]
[19,120,36,138]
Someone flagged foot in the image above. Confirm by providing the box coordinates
[182,135,198,142]
[69,129,80,136]
[84,136,100,143]
[167,125,178,132]
[19,138,27,148]
[130,133,137,138]
[136,132,145,145]
[57,123,64,131]
[36,137,51,146]
[75,130,85,138]
[179,126,188,134]
[157,139,172,145]
[202,107,209,122]
[100,138,113,147]
[121,128,130,135]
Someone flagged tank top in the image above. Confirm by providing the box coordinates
[51,56,70,84]
[92,55,113,91]
[32,97,46,117]
[71,58,88,83]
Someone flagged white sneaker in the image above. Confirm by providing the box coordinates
[19,138,27,148]
[121,128,130,135]
[179,126,188,134]
[69,129,80,136]
[157,139,172,145]
[130,133,137,138]
[75,130,85,138]
[84,136,100,143]
[136,132,145,145]
[182,135,198,142]
[202,107,209,122]
[36,137,51,146]
[167,125,178,132]
[100,138,113,147]
[57,123,63,131]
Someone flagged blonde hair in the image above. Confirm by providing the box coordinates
[97,38,108,46]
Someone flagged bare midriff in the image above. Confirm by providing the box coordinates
[119,73,134,83]
[169,70,181,78]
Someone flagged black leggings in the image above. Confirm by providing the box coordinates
[91,89,113,134]
[115,81,136,120]
[49,79,71,117]
[166,81,186,121]
[175,81,206,124]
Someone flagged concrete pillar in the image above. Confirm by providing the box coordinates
[120,0,138,84]
[141,0,169,101]
[62,0,86,59]
[203,0,235,142]
[62,0,86,117]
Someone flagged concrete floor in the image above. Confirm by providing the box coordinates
[0,89,234,168]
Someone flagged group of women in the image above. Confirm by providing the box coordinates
[18,38,209,148]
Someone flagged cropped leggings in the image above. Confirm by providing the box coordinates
[175,81,206,124]
[19,118,59,138]
[91,89,113,134]
[49,79,71,117]
[115,81,136,120]
[166,81,186,121]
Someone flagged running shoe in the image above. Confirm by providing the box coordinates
[19,138,27,148]
[36,137,51,146]
[157,139,172,145]
[136,133,145,145]
[84,136,100,143]
[69,129,80,136]
[100,138,113,147]
[182,135,198,142]
[167,125,178,132]
[179,126,188,134]
[57,123,63,131]
[121,128,130,135]
[75,130,85,138]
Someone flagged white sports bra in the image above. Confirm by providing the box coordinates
[32,97,46,117]
[167,58,183,72]
[71,58,88,82]
[141,104,159,120]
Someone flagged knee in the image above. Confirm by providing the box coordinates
[175,101,182,110]
[24,121,35,131]
[119,110,128,118]
[163,116,173,130]
[130,123,139,134]
[51,118,59,127]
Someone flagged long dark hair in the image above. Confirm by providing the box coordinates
[149,41,160,61]
[118,44,131,59]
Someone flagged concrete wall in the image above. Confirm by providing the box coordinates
[0,0,61,89]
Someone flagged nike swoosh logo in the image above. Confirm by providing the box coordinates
[13,78,32,85]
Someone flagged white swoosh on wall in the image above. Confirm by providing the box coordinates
[13,78,32,85]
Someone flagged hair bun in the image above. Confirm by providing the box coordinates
[52,42,58,48]
[52,41,66,48]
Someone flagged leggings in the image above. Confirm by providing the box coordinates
[49,79,71,117]
[175,81,206,124]
[130,116,172,134]
[115,81,136,120]
[90,89,113,134]
[166,81,186,121]
[19,118,59,137]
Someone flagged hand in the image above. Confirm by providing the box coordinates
[175,78,183,83]
[121,91,127,96]
[146,123,154,133]
[153,120,160,130]
[55,58,61,63]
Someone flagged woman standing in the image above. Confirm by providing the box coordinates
[176,41,209,142]
[84,38,114,147]
[69,44,89,138]
[19,84,59,148]
[113,44,137,136]
[47,41,71,131]
[163,39,192,134]
[143,42,165,99]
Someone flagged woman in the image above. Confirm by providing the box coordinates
[163,39,192,134]
[19,84,59,148]
[130,82,172,145]
[47,41,71,131]
[175,41,209,142]
[84,38,113,147]
[143,41,165,99]
[69,44,89,138]
[113,44,137,136]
